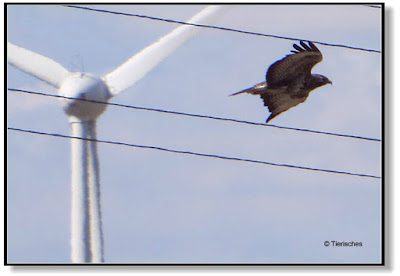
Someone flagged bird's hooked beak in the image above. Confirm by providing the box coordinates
[327,79,333,85]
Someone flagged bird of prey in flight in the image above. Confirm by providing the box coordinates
[231,41,332,123]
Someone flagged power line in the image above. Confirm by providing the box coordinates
[64,5,381,54]
[8,88,381,143]
[8,126,381,180]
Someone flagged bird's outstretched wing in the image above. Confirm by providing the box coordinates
[261,88,309,123]
[266,41,322,88]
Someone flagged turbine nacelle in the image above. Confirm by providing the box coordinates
[58,72,111,122]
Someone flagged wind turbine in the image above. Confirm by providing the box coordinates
[8,5,224,263]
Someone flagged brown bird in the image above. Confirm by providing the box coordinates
[231,41,332,123]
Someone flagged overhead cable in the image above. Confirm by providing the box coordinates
[8,88,381,143]
[64,5,381,53]
[8,126,381,180]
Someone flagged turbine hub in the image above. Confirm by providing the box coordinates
[58,72,111,122]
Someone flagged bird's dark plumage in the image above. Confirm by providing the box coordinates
[231,41,332,123]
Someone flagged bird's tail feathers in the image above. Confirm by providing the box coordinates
[229,82,267,96]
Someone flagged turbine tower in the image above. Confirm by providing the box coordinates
[8,5,224,263]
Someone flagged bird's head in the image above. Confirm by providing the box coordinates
[313,74,333,86]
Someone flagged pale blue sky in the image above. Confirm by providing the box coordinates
[7,4,382,263]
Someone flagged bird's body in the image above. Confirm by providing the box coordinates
[231,41,332,123]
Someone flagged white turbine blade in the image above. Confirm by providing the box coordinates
[8,42,70,88]
[103,5,225,96]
